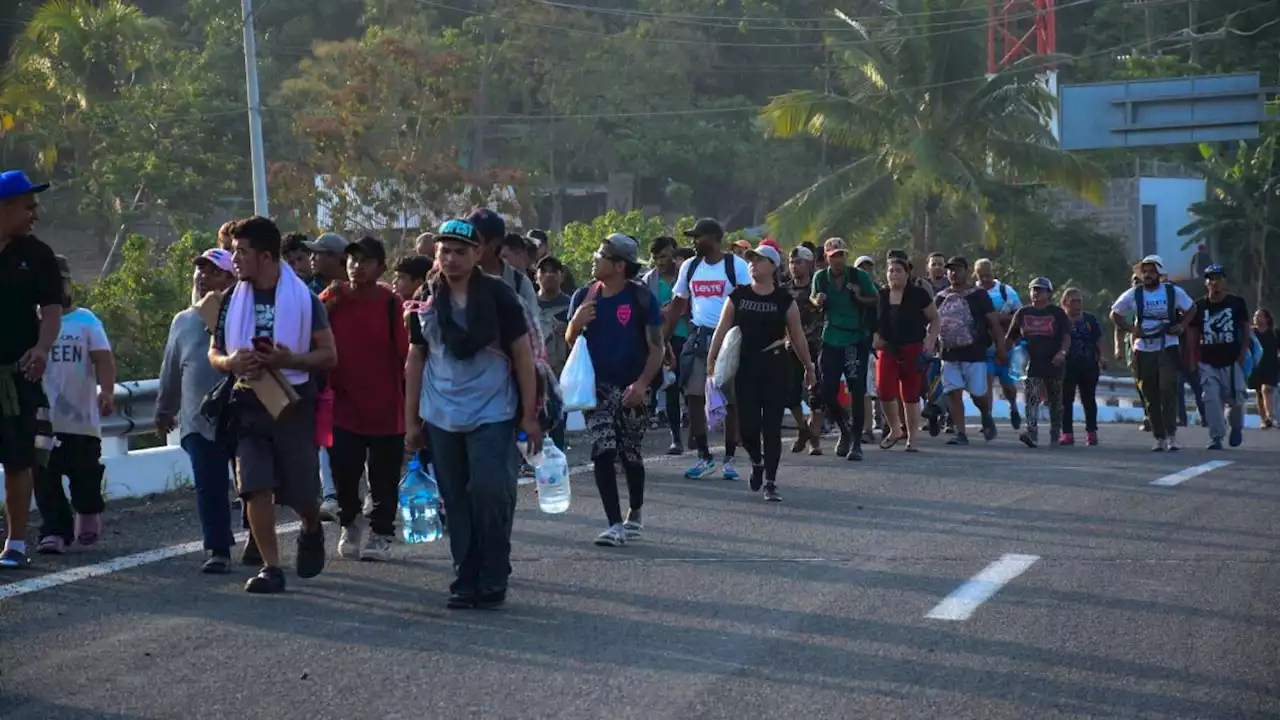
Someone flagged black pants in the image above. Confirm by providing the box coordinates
[820,340,870,440]
[1061,361,1100,434]
[663,336,686,443]
[35,433,105,543]
[329,427,405,537]
[737,347,790,481]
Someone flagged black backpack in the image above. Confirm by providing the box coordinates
[1134,283,1180,343]
[686,253,738,288]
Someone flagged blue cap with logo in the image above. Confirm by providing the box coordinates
[466,208,506,241]
[0,170,50,201]
[1203,264,1226,278]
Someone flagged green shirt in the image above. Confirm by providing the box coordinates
[811,266,877,346]
[657,275,688,339]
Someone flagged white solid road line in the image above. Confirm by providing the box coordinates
[925,553,1041,622]
[0,522,302,601]
[1150,460,1234,487]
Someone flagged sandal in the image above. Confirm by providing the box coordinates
[878,432,904,450]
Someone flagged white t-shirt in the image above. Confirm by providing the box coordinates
[43,308,112,437]
[1111,283,1194,352]
[673,254,751,329]
[984,281,1021,316]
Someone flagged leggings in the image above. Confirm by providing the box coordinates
[1061,361,1100,434]
[593,452,644,526]
[1023,376,1063,434]
[736,347,790,481]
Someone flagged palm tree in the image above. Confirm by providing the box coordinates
[759,0,1099,250]
[1179,135,1280,309]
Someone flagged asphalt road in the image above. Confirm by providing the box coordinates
[1,423,1278,719]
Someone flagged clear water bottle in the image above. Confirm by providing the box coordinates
[532,439,571,514]
[398,459,442,544]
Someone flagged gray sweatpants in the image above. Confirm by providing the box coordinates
[1198,362,1245,442]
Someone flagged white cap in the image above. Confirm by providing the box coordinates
[1140,254,1164,271]
[854,255,874,268]
[790,246,814,262]
[745,244,781,266]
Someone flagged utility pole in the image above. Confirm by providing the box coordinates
[1188,0,1200,65]
[241,0,269,217]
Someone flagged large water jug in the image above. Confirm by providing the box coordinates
[532,439,571,514]
[398,459,442,543]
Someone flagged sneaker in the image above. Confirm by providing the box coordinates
[476,589,507,610]
[1207,438,1224,450]
[763,483,782,502]
[244,566,286,594]
[623,509,643,540]
[1010,409,1022,431]
[981,417,998,442]
[835,431,853,457]
[922,405,942,437]
[946,434,970,446]
[1229,427,1243,448]
[1059,433,1074,446]
[338,520,363,560]
[667,442,684,455]
[74,513,102,546]
[1151,438,1167,452]
[361,532,393,562]
[241,533,262,566]
[846,443,863,462]
[808,439,823,456]
[684,458,719,480]
[1263,418,1275,429]
[1086,431,1098,446]
[318,495,339,522]
[202,552,232,574]
[0,547,31,569]
[1167,435,1181,452]
[446,592,477,610]
[1019,430,1038,448]
[594,524,627,547]
[722,460,740,482]
[296,524,327,579]
[36,536,67,554]
[749,463,765,492]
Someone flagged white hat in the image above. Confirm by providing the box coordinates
[854,255,874,268]
[1140,254,1164,271]
[745,244,781,266]
[790,246,814,262]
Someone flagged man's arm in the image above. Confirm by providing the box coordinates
[637,296,665,390]
[404,344,426,430]
[156,316,184,433]
[854,269,878,306]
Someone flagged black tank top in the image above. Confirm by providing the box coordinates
[731,285,794,354]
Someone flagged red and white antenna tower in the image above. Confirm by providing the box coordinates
[987,0,1057,73]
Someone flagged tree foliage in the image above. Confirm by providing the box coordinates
[554,210,696,284]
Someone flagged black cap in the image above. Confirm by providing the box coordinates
[945,255,969,269]
[344,236,387,262]
[526,228,549,246]
[1203,263,1226,278]
[683,217,724,239]
[467,208,506,241]
[886,248,910,262]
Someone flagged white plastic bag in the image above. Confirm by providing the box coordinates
[559,335,597,412]
[712,326,742,389]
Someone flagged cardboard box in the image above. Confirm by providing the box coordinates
[196,292,300,419]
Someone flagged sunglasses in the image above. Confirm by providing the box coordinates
[593,249,627,263]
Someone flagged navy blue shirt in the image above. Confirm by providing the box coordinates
[569,282,660,388]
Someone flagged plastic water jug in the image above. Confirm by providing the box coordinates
[530,439,571,514]
[398,459,442,543]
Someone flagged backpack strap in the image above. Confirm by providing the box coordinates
[725,254,737,286]
[999,283,1008,304]
[1164,282,1176,322]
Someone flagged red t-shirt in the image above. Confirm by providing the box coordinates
[320,283,409,436]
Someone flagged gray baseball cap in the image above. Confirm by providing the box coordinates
[304,232,348,254]
[601,233,640,264]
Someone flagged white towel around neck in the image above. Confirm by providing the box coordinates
[224,262,313,385]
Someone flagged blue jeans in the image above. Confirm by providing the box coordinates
[181,434,235,556]
[425,419,518,596]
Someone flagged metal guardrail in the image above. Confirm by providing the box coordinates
[101,375,1261,439]
[103,380,161,438]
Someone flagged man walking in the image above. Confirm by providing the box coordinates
[303,231,348,520]
[641,235,686,454]
[1182,265,1250,450]
[34,255,116,554]
[1110,255,1194,451]
[936,257,1005,445]
[157,248,241,572]
[664,218,751,480]
[321,237,408,561]
[811,238,878,461]
[974,258,1022,429]
[785,246,823,454]
[404,219,543,610]
[209,216,335,593]
[0,170,62,569]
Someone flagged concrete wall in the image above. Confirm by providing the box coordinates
[1048,178,1139,254]
[1139,177,1208,282]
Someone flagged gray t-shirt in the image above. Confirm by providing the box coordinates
[409,277,530,433]
[157,308,224,441]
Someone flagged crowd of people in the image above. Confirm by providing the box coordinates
[1,168,1277,604]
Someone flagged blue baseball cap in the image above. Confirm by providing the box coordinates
[437,219,480,245]
[0,170,50,201]
[1203,264,1226,278]
[466,208,505,241]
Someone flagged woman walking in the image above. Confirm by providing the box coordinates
[708,244,815,502]
[1060,287,1104,446]
[1250,309,1278,428]
[873,258,939,452]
